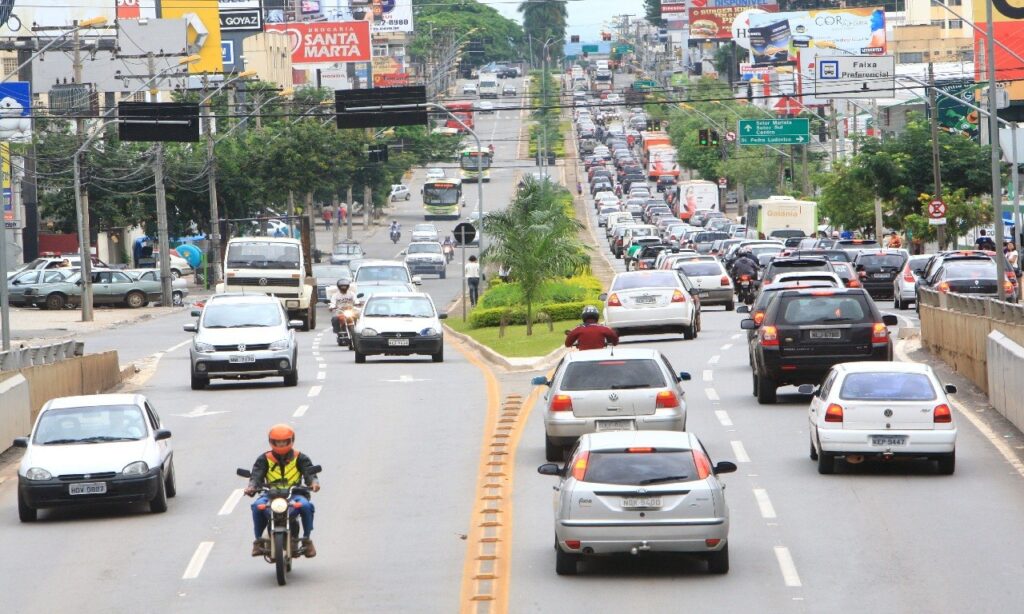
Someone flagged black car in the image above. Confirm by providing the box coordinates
[590,179,613,195]
[853,249,908,298]
[918,254,1013,300]
[741,287,898,404]
[634,244,672,270]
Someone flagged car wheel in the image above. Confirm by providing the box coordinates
[817,451,836,475]
[165,460,177,498]
[45,293,66,310]
[555,547,580,576]
[283,368,298,387]
[190,373,208,390]
[756,375,777,404]
[354,349,366,364]
[894,295,902,310]
[937,451,956,475]
[545,436,564,462]
[725,301,735,312]
[440,270,446,279]
[172,291,184,306]
[170,269,181,280]
[752,371,759,397]
[18,491,37,522]
[706,544,729,574]
[150,471,169,513]
[809,437,819,460]
[125,291,147,309]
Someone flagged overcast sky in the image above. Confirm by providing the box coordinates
[493,0,645,42]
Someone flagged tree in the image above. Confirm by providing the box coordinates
[519,0,568,66]
[411,0,524,68]
[482,178,589,335]
[816,163,876,233]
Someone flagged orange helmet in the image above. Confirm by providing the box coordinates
[268,424,295,456]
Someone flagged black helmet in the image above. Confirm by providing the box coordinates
[581,305,600,322]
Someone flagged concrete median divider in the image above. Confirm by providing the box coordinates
[986,331,1024,434]
[0,375,31,451]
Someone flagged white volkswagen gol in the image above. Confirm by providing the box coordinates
[537,431,737,575]
[14,393,175,521]
[804,362,958,474]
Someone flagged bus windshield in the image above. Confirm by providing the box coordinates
[460,152,492,170]
[423,182,461,205]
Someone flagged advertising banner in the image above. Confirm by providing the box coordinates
[936,80,983,139]
[219,0,263,31]
[372,55,408,87]
[265,21,371,64]
[1,144,10,226]
[161,0,225,73]
[661,0,688,15]
[0,1,117,36]
[320,0,414,34]
[689,5,776,39]
[0,82,31,143]
[973,0,1024,101]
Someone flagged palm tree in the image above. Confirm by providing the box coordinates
[482,178,589,334]
[518,0,568,67]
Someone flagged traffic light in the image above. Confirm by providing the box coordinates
[571,35,580,43]
[710,130,720,146]
[602,32,612,41]
[818,122,828,143]
[368,144,389,163]
[646,119,662,131]
[698,128,709,146]
[658,29,669,43]
[784,168,793,181]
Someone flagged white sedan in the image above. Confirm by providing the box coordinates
[804,362,958,475]
[602,270,700,339]
[14,393,175,521]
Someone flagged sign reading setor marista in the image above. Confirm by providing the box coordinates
[814,55,896,98]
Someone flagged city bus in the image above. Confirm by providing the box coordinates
[459,147,492,183]
[422,177,463,220]
[444,101,474,133]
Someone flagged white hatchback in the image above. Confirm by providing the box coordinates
[805,362,958,475]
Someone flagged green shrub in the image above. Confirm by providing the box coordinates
[477,275,603,309]
[469,301,590,327]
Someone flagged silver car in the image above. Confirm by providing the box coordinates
[532,348,691,461]
[893,254,930,310]
[537,431,737,575]
[411,223,440,243]
[403,241,447,278]
[184,294,301,390]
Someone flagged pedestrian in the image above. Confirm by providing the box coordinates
[466,255,481,307]
[339,203,347,224]
[576,181,583,196]
[498,263,511,283]
[976,228,996,251]
[885,231,902,249]
[1008,241,1020,273]
[322,207,332,230]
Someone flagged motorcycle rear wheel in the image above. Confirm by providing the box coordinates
[274,532,287,586]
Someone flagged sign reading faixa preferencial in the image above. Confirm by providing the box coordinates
[814,54,894,99]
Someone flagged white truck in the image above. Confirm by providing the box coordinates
[674,180,720,222]
[217,218,317,330]
[745,196,818,239]
[478,73,499,98]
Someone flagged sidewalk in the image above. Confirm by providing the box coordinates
[7,304,182,347]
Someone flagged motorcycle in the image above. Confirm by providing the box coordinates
[736,275,755,305]
[335,305,359,348]
[442,243,455,263]
[390,228,401,244]
[237,466,322,586]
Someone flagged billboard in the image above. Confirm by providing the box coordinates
[689,5,777,40]
[318,0,413,34]
[265,21,371,64]
[973,0,1024,101]
[937,80,983,139]
[0,1,118,37]
[372,55,408,87]
[219,0,263,31]
[161,0,225,73]
[661,0,688,15]
[0,82,31,143]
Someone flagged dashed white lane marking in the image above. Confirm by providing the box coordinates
[166,339,191,353]
[316,371,326,380]
[312,351,321,357]
[731,333,742,340]
[218,489,245,516]
[720,343,734,350]
[774,546,803,588]
[308,385,322,398]
[730,440,751,463]
[293,404,309,418]
[753,488,777,519]
[702,370,713,382]
[182,542,215,580]
[708,355,720,364]
[715,410,733,427]
[705,388,720,402]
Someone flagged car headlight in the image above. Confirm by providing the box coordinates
[361,328,379,337]
[194,340,215,353]
[122,461,149,476]
[420,327,439,337]
[269,338,290,351]
[25,467,52,481]
[270,497,289,513]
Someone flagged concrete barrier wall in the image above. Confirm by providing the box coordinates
[0,375,31,445]
[987,331,1024,434]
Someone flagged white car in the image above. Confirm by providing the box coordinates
[602,270,699,339]
[352,292,446,363]
[403,241,447,279]
[537,431,736,575]
[390,184,411,201]
[770,271,844,288]
[14,393,175,521]
[152,251,194,279]
[673,257,735,310]
[805,362,958,475]
[462,83,478,95]
[597,205,622,227]
[893,254,931,310]
[475,100,495,114]
[425,168,446,180]
[411,223,439,243]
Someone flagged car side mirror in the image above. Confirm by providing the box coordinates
[537,463,562,476]
[945,384,957,394]
[413,276,423,285]
[191,309,201,317]
[598,292,608,301]
[11,279,19,285]
[531,375,550,386]
[356,293,365,299]
[399,250,406,256]
[882,314,899,326]
[736,305,751,313]
[76,280,83,286]
[12,437,28,448]
[288,320,304,329]
[236,468,252,479]
[183,323,197,333]
[713,461,737,475]
[678,372,691,381]
[154,429,172,441]
[740,319,758,330]
[438,313,448,319]
[797,384,816,395]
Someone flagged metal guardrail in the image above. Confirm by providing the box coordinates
[919,288,1024,323]
[0,340,84,372]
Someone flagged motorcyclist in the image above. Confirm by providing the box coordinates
[565,305,619,350]
[328,280,357,334]
[732,249,760,282]
[245,424,321,558]
[389,220,401,242]
[442,235,456,261]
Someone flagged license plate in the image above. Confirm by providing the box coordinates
[809,329,842,340]
[634,296,656,305]
[622,496,662,509]
[388,338,411,347]
[596,419,636,432]
[870,435,908,446]
[873,273,891,278]
[69,482,107,495]
[229,354,256,363]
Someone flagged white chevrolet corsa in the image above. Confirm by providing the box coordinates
[805,362,958,475]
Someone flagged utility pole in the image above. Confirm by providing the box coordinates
[928,62,945,249]
[346,185,353,239]
[73,21,95,321]
[203,74,222,287]
[985,0,1006,300]
[148,52,173,307]
[0,151,9,350]
[829,102,838,167]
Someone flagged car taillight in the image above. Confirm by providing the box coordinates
[637,261,647,269]
[848,279,861,288]
[655,391,679,408]
[1005,280,1014,295]
[753,311,765,325]
[551,394,573,412]
[760,325,779,347]
[871,323,889,344]
[938,281,950,293]
[607,293,622,307]
[933,404,952,423]
[720,275,730,286]
[571,451,589,480]
[693,448,713,479]
[903,266,915,283]
[824,403,844,422]
[671,289,687,302]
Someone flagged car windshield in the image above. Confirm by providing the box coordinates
[414,225,436,233]
[356,266,411,283]
[816,251,851,262]
[364,296,435,317]
[779,295,870,324]
[582,451,698,485]
[34,404,147,444]
[408,243,442,254]
[751,246,783,257]
[561,359,666,391]
[678,262,722,277]
[202,302,282,328]
[333,243,361,255]
[226,242,300,269]
[770,262,830,276]
[944,262,996,278]
[313,265,351,280]
[858,254,906,268]
[839,372,936,401]
[611,271,679,290]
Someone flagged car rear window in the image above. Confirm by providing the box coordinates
[839,373,936,401]
[751,246,783,256]
[583,451,697,485]
[944,261,996,277]
[909,258,930,274]
[678,262,722,276]
[612,271,679,290]
[857,254,906,268]
[778,295,871,324]
[560,359,667,391]
[769,261,831,277]
[838,240,880,249]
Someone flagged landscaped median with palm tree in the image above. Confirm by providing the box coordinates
[445,177,601,357]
